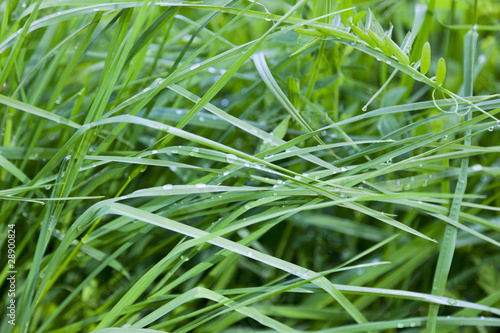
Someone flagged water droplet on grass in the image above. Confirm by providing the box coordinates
[190,147,200,156]
[340,166,348,172]
[472,164,483,171]
[195,183,207,188]
[163,184,173,190]
[226,153,238,163]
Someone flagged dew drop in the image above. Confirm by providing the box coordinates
[321,130,327,136]
[190,63,200,70]
[208,67,216,73]
[152,150,158,155]
[397,323,404,328]
[195,183,207,188]
[221,99,229,106]
[340,166,348,172]
[488,126,494,132]
[294,175,302,180]
[162,184,173,190]
[176,109,183,115]
[190,147,200,156]
[472,164,483,171]
[362,106,368,111]
[226,153,238,163]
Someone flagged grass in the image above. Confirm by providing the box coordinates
[0,0,499,332]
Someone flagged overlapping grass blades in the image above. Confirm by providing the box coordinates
[1,1,499,332]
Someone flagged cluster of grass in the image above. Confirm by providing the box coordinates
[1,0,499,332]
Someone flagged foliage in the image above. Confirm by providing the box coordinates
[1,0,499,332]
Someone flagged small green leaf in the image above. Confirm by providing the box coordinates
[420,41,431,75]
[353,11,367,24]
[366,8,385,37]
[295,28,324,37]
[384,35,409,65]
[315,26,358,42]
[348,21,376,48]
[436,57,446,85]
[366,29,392,56]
